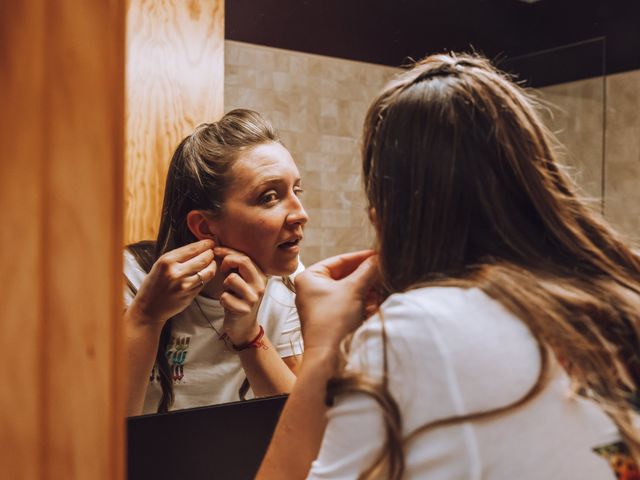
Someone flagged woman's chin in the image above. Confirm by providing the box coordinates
[265,257,299,277]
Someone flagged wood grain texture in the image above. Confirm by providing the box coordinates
[0,1,45,478]
[125,0,225,244]
[0,1,125,478]
[45,2,125,478]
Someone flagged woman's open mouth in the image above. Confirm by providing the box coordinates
[277,237,301,253]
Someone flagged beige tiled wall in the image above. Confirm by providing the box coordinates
[539,71,640,244]
[225,40,399,265]
[226,40,640,260]
[603,70,640,242]
[539,77,605,203]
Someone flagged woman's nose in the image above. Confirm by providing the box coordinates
[287,195,308,226]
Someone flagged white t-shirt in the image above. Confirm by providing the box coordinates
[124,250,303,415]
[309,286,629,479]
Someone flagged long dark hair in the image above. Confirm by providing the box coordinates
[127,109,279,412]
[328,53,640,478]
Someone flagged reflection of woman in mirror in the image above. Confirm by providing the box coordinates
[124,109,307,416]
[259,54,640,479]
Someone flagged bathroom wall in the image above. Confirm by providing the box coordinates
[226,40,640,264]
[224,40,399,265]
[540,70,640,244]
[603,69,640,241]
[538,77,604,203]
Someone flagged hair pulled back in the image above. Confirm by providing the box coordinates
[128,109,279,412]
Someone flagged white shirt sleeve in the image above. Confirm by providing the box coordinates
[273,260,304,357]
[260,261,305,359]
[123,250,147,307]
[273,301,304,358]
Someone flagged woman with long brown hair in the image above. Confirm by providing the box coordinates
[124,109,307,416]
[258,53,640,479]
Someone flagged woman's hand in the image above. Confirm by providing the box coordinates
[256,251,379,480]
[129,239,216,327]
[294,250,379,353]
[214,246,268,345]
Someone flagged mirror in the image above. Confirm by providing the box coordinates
[126,2,638,419]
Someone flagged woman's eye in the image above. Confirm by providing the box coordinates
[294,188,304,196]
[260,192,278,204]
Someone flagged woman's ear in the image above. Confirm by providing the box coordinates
[186,210,218,242]
[368,207,379,232]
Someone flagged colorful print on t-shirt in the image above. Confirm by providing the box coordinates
[148,335,192,384]
[166,335,190,382]
[593,441,640,480]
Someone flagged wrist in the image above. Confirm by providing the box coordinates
[303,344,340,357]
[301,335,344,356]
[300,346,341,374]
[127,299,167,329]
[226,323,262,346]
[228,325,266,352]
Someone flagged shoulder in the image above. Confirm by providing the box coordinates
[292,259,305,277]
[263,276,296,309]
[364,286,529,340]
[357,286,506,338]
[258,270,302,350]
[349,286,541,410]
[123,248,148,294]
[124,249,146,275]
[391,285,499,315]
[349,287,485,358]
[261,260,304,309]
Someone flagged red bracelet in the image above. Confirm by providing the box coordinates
[230,325,266,351]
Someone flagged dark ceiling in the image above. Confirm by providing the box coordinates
[226,0,640,83]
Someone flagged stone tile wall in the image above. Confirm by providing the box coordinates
[226,40,640,262]
[538,77,605,204]
[603,70,640,243]
[540,71,640,245]
[225,40,399,265]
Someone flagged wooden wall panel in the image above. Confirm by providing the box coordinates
[125,0,225,244]
[0,1,125,479]
[0,2,45,478]
[44,2,125,478]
